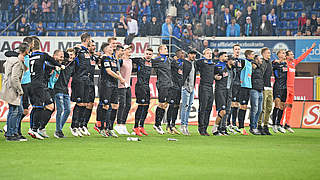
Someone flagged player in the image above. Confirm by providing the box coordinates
[281,42,316,133]
[196,48,215,136]
[152,45,173,134]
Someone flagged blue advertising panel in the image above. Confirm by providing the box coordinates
[208,39,295,61]
[295,39,320,63]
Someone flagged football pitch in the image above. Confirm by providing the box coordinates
[0,122,319,180]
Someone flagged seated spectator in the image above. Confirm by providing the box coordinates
[12,0,23,21]
[149,16,161,36]
[203,18,216,37]
[301,19,312,35]
[295,31,302,36]
[127,0,139,20]
[267,8,278,36]
[42,0,52,23]
[242,16,256,36]
[257,0,271,16]
[139,1,151,22]
[311,14,317,26]
[17,17,30,36]
[226,17,240,37]
[193,23,204,37]
[124,15,138,45]
[314,26,320,36]
[30,2,42,23]
[114,15,128,37]
[316,17,320,28]
[258,15,272,36]
[199,0,213,19]
[139,15,149,37]
[161,16,173,44]
[185,24,193,37]
[36,21,46,36]
[298,13,307,31]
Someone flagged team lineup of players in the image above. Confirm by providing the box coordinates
[4,33,316,139]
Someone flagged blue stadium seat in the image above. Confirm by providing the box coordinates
[103,6,111,13]
[96,31,105,37]
[48,31,56,36]
[296,12,302,18]
[77,31,84,36]
[119,0,127,3]
[105,31,113,37]
[313,2,320,10]
[58,31,66,36]
[104,22,113,30]
[120,5,127,12]
[112,5,120,13]
[280,31,286,36]
[67,31,75,36]
[294,2,303,11]
[47,23,56,30]
[95,22,104,30]
[0,22,6,30]
[0,32,7,36]
[8,24,15,31]
[65,23,74,30]
[88,31,95,36]
[8,31,17,36]
[29,31,36,36]
[85,22,94,30]
[76,23,84,30]
[283,2,293,11]
[287,12,295,20]
[56,23,65,30]
[113,14,121,21]
[111,0,119,4]
[30,23,37,31]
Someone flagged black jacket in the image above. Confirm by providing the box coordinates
[54,61,75,95]
[261,58,272,88]
[251,63,264,91]
[182,59,196,86]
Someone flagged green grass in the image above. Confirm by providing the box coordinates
[0,122,319,180]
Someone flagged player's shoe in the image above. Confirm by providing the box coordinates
[17,135,28,141]
[3,124,7,133]
[249,128,261,135]
[38,129,49,138]
[139,127,148,136]
[108,130,118,138]
[153,125,165,135]
[114,124,123,135]
[241,128,249,135]
[232,125,241,133]
[30,130,44,140]
[166,126,174,134]
[213,131,222,136]
[272,125,278,133]
[99,129,108,138]
[122,126,130,135]
[263,126,272,135]
[132,127,143,136]
[94,125,101,134]
[77,128,83,137]
[284,124,295,133]
[180,125,188,135]
[171,126,180,135]
[70,127,79,137]
[277,126,286,133]
[82,126,90,136]
[28,128,36,138]
[227,125,237,135]
[79,127,87,135]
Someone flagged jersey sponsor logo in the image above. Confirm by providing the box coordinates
[289,68,295,72]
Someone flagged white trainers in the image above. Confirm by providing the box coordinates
[277,126,286,133]
[122,125,130,135]
[3,124,7,133]
[79,127,87,135]
[153,125,165,135]
[29,130,44,140]
[100,129,108,138]
[109,130,118,138]
[114,124,123,135]
[70,127,79,137]
[38,129,49,138]
[180,125,188,135]
[83,126,90,136]
[272,125,279,133]
[77,128,83,137]
[284,125,295,133]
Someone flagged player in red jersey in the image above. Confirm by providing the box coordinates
[281,42,316,133]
